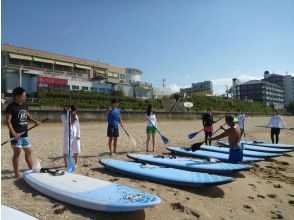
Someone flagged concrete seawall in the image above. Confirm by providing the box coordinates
[1,106,226,123]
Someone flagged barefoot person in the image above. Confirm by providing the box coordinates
[61,105,81,168]
[145,105,157,152]
[266,109,287,144]
[202,107,214,145]
[106,99,122,156]
[5,87,40,178]
[211,115,243,163]
[236,108,246,138]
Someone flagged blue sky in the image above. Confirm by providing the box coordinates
[2,0,294,94]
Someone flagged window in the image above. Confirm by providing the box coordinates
[81,86,88,91]
[71,85,79,90]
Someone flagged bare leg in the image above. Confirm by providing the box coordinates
[63,154,67,167]
[152,133,155,151]
[108,137,113,155]
[12,148,22,178]
[23,147,33,169]
[113,137,118,154]
[74,153,79,168]
[146,134,151,151]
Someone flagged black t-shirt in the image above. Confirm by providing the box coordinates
[5,102,29,137]
[202,113,214,127]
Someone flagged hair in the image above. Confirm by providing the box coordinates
[207,107,211,111]
[236,108,241,112]
[272,109,278,113]
[146,104,153,116]
[12,87,26,97]
[70,105,77,112]
[111,98,119,104]
[225,115,234,123]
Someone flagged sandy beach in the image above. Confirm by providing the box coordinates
[1,116,294,220]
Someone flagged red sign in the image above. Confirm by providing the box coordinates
[38,76,68,85]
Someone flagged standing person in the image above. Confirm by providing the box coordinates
[202,108,214,145]
[266,109,287,144]
[106,99,122,156]
[61,105,81,168]
[211,115,243,163]
[5,87,40,178]
[236,108,246,138]
[145,105,157,152]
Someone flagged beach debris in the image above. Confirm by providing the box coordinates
[54,207,67,215]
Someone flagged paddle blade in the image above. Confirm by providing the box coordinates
[191,142,204,152]
[188,132,198,139]
[161,135,169,144]
[67,155,75,173]
[130,136,137,147]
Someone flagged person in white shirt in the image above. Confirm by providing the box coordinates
[236,109,246,138]
[266,109,287,144]
[145,105,157,152]
[61,105,81,168]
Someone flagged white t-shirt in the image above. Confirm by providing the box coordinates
[146,113,157,127]
[61,113,80,139]
[236,114,245,129]
[267,115,287,128]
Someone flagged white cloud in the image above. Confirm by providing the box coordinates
[212,74,263,95]
[58,28,77,36]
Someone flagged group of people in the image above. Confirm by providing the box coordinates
[5,86,288,178]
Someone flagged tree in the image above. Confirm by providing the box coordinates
[285,101,294,115]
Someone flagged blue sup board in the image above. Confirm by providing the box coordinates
[217,140,293,153]
[99,159,234,187]
[218,140,294,149]
[167,147,264,163]
[127,153,252,173]
[24,170,160,212]
[199,145,282,158]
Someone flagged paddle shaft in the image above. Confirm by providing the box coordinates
[191,115,226,135]
[255,125,293,131]
[1,118,49,146]
[146,118,164,137]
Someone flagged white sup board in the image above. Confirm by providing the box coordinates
[23,170,160,212]
[1,205,38,220]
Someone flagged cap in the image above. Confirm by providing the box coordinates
[225,115,238,123]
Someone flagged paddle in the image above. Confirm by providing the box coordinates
[146,118,169,144]
[191,123,226,151]
[1,118,49,146]
[67,97,75,173]
[109,110,137,147]
[188,115,226,139]
[255,125,294,131]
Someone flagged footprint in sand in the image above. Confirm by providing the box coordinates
[273,183,281,188]
[288,200,294,206]
[270,211,283,219]
[267,194,277,198]
[170,203,200,218]
[287,194,294,197]
[243,204,254,213]
[109,178,119,182]
[257,194,265,199]
[248,196,254,200]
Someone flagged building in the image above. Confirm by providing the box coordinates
[231,78,240,99]
[264,71,294,104]
[180,80,213,96]
[236,80,284,109]
[1,44,152,98]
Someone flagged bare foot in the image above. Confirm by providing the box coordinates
[15,172,22,179]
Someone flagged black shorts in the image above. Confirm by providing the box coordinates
[107,124,119,137]
[271,128,280,135]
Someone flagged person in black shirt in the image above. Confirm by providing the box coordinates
[5,87,40,178]
[202,107,214,145]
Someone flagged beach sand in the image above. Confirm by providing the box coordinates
[1,116,294,220]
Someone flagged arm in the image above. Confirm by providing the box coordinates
[211,130,229,141]
[27,112,40,125]
[279,116,287,128]
[6,113,20,139]
[76,116,80,139]
[266,116,273,127]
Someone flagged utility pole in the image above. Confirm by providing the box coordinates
[162,78,166,89]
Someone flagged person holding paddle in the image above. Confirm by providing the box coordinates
[61,105,81,168]
[202,107,214,145]
[266,109,287,144]
[235,108,246,138]
[145,105,157,152]
[210,115,243,163]
[5,87,40,178]
[106,98,122,156]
